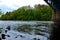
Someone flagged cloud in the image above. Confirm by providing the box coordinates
[0,5,15,13]
[0,0,46,13]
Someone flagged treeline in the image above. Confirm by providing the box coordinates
[0,4,52,21]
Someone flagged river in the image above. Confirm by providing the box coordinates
[0,21,54,40]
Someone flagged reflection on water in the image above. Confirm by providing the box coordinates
[0,21,54,40]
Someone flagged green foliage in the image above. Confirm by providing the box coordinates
[0,9,3,15]
[0,9,3,19]
[0,4,52,21]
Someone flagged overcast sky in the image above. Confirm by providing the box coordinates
[0,0,47,13]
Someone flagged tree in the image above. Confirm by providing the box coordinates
[0,4,52,20]
[0,9,2,15]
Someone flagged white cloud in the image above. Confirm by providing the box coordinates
[0,0,47,12]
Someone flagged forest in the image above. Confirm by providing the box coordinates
[0,4,52,21]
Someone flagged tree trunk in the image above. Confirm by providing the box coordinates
[50,11,60,40]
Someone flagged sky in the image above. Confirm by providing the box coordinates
[0,0,47,13]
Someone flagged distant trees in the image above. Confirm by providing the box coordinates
[0,4,52,21]
[0,9,3,19]
[0,9,3,15]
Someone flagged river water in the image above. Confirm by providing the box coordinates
[0,21,54,40]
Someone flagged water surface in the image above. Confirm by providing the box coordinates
[0,21,54,40]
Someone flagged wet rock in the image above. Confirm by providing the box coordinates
[6,26,11,30]
[1,34,6,39]
[7,35,10,37]
[33,38,37,40]
[37,39,40,40]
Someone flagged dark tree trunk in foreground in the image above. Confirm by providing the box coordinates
[44,0,60,40]
[50,11,60,40]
